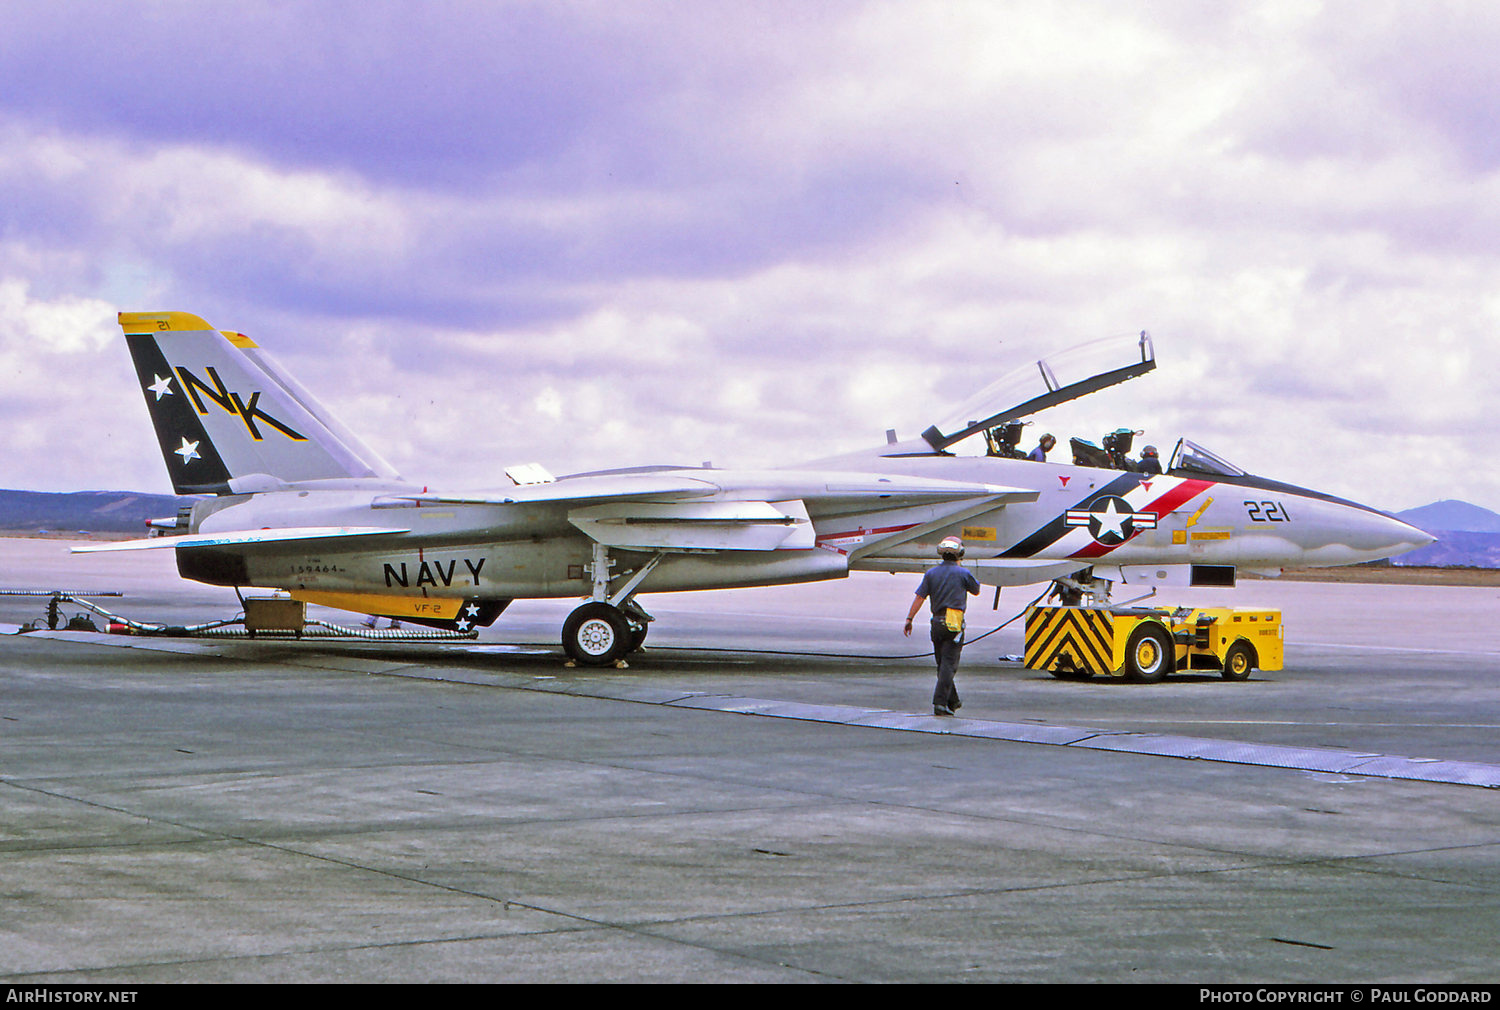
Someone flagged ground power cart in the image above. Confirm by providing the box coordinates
[1024,605,1284,682]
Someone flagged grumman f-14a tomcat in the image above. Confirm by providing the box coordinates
[79,312,1432,665]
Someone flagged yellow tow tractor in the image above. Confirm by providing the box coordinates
[1023,604,1283,682]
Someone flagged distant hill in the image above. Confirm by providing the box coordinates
[0,489,188,535]
[1392,500,1500,568]
[1391,530,1500,569]
[1396,500,1500,533]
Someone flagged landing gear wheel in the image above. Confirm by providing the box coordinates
[1125,625,1172,683]
[563,603,632,666]
[1221,641,1255,681]
[628,622,649,653]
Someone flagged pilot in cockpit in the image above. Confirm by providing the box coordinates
[1137,444,1163,475]
[1027,433,1055,462]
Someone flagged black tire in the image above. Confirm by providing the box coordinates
[562,603,632,666]
[628,622,649,653]
[1221,640,1255,681]
[1124,624,1172,683]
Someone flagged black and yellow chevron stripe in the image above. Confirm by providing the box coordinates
[1025,606,1116,677]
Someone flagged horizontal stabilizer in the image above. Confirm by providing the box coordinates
[72,526,409,553]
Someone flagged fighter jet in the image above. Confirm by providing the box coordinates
[80,312,1432,664]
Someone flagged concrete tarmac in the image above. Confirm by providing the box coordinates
[1,538,1498,983]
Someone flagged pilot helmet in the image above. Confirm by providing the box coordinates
[1142,445,1159,457]
[937,536,964,559]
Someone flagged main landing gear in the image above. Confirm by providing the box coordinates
[561,544,660,667]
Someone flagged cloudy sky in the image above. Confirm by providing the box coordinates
[2,0,1496,513]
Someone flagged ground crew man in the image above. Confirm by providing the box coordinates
[904,536,981,716]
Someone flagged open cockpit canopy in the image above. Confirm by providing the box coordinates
[921,332,1155,452]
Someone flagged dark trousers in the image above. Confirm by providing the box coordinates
[930,620,962,708]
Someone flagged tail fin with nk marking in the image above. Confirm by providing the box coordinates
[119,311,402,495]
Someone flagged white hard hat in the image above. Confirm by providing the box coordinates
[938,536,964,558]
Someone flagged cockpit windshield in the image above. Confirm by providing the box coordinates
[1168,439,1246,478]
[922,332,1155,451]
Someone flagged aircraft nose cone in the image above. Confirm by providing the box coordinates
[1377,514,1435,556]
[1292,496,1439,567]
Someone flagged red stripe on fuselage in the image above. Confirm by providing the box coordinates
[1141,477,1215,520]
[1067,478,1216,559]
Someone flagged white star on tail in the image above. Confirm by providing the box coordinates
[148,374,174,400]
[175,437,200,463]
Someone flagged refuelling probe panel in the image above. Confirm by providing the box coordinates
[1024,604,1283,682]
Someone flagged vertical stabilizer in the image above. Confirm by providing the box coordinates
[119,311,402,494]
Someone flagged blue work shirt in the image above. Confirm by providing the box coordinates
[915,559,980,617]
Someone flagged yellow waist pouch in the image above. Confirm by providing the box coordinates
[943,608,965,633]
